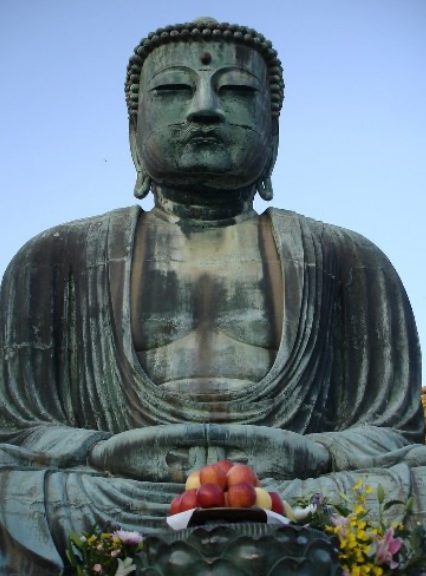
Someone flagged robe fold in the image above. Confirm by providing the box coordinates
[0,206,424,575]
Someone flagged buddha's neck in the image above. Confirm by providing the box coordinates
[152,184,256,224]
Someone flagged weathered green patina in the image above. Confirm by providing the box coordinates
[0,17,424,576]
[136,524,341,575]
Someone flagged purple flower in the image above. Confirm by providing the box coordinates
[331,515,349,537]
[374,528,403,569]
[331,515,349,527]
[311,493,324,506]
[112,530,143,545]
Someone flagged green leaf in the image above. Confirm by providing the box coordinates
[333,504,351,517]
[406,496,414,513]
[377,484,385,504]
[356,510,369,520]
[69,532,84,550]
[65,549,78,569]
[383,499,406,511]
[338,492,351,504]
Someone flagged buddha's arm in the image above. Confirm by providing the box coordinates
[0,231,113,466]
[305,226,424,471]
[0,238,175,573]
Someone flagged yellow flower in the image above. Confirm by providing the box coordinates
[391,521,404,531]
[356,530,369,542]
[354,505,367,515]
[353,479,364,491]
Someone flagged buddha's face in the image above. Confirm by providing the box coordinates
[136,41,272,191]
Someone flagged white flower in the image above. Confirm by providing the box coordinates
[282,500,317,522]
[293,503,317,521]
[112,530,143,545]
[114,557,136,576]
[79,536,87,542]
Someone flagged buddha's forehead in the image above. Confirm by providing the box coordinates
[141,41,268,83]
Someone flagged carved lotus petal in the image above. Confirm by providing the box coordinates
[162,541,199,575]
[138,569,162,576]
[189,525,237,550]
[136,524,341,576]
[268,558,317,576]
[305,540,340,575]
[190,558,247,576]
[222,537,265,575]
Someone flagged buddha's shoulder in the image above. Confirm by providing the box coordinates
[7,206,139,270]
[268,207,392,267]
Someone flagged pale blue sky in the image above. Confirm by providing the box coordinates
[1,0,425,374]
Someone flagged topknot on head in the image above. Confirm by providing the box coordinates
[193,17,219,27]
[125,18,285,124]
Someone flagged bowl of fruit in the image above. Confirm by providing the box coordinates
[167,461,288,529]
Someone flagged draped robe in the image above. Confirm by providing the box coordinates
[0,206,425,575]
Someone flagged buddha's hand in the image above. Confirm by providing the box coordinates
[205,424,332,480]
[88,424,331,483]
[88,424,211,483]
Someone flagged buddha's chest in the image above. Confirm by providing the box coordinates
[130,212,283,387]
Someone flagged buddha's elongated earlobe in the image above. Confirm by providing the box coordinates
[256,123,279,202]
[257,176,274,201]
[134,169,151,199]
[129,121,152,200]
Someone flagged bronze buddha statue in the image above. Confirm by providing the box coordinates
[0,18,424,576]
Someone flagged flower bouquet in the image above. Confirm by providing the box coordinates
[284,480,426,576]
[65,525,143,576]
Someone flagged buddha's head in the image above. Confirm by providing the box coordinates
[126,18,284,206]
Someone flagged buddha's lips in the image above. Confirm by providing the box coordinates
[188,136,218,145]
[181,128,221,144]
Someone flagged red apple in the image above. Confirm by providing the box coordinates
[226,464,258,488]
[197,483,225,508]
[227,482,257,508]
[216,459,234,475]
[269,491,284,515]
[199,464,227,489]
[168,493,183,516]
[180,489,199,512]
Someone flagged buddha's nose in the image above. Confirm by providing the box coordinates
[186,81,225,123]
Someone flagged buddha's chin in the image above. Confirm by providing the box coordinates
[162,158,260,192]
[179,145,233,175]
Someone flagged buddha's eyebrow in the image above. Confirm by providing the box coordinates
[150,65,195,79]
[213,66,261,81]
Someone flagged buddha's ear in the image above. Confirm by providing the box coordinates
[256,119,279,202]
[129,120,151,200]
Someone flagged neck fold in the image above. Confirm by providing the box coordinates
[152,184,256,223]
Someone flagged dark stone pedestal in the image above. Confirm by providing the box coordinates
[136,523,341,576]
